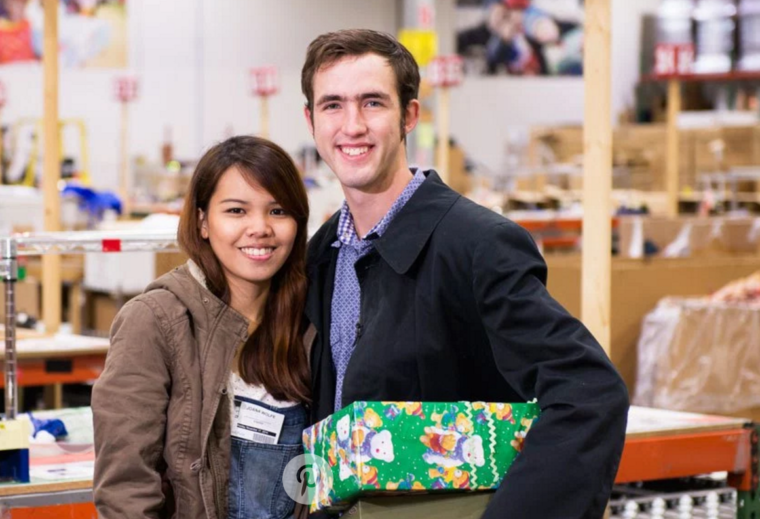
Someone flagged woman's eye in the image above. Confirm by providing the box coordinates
[270,208,288,216]
[226,207,244,215]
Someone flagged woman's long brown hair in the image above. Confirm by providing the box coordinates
[177,136,310,403]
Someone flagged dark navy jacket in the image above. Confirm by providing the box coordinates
[305,170,629,519]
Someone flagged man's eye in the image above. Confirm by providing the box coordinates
[366,100,382,107]
[324,103,340,110]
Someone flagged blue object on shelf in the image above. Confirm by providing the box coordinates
[63,184,123,217]
[26,412,68,440]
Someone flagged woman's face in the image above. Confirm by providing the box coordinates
[200,166,297,299]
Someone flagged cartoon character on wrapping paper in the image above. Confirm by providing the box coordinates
[430,406,475,435]
[386,474,426,491]
[326,431,338,467]
[428,466,472,490]
[392,401,426,419]
[510,416,535,453]
[472,402,516,424]
[420,426,485,468]
[335,415,354,481]
[360,465,380,489]
[335,414,395,481]
[314,462,335,509]
[353,427,395,463]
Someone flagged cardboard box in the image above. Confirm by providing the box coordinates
[545,254,760,397]
[634,300,760,416]
[0,280,40,322]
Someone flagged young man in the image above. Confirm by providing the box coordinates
[301,29,628,518]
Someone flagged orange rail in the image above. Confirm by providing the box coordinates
[9,503,97,518]
[616,428,753,489]
[0,355,105,387]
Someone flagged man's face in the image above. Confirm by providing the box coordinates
[305,53,419,195]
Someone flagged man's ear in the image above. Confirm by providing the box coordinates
[199,209,209,239]
[304,105,314,135]
[403,99,420,136]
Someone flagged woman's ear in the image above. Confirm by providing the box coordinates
[199,209,209,240]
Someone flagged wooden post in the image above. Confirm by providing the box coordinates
[42,0,62,334]
[250,66,278,140]
[435,87,450,184]
[0,105,4,176]
[260,95,270,140]
[429,56,463,185]
[119,101,130,217]
[0,80,5,175]
[582,0,612,356]
[666,79,681,218]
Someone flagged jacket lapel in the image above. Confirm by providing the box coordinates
[374,170,460,274]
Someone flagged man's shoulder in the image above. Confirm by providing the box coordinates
[437,195,526,242]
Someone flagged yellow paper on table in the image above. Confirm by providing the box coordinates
[397,29,438,67]
[0,419,31,451]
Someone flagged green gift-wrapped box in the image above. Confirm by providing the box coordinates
[302,401,540,513]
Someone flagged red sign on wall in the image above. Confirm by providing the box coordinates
[114,76,139,103]
[654,43,695,76]
[428,55,464,88]
[249,66,279,97]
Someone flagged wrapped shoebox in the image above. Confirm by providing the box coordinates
[303,400,540,513]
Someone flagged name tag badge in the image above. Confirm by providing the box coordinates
[232,399,285,445]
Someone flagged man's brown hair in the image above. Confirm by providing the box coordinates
[301,29,421,134]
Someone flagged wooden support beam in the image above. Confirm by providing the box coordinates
[582,0,612,355]
[119,102,131,217]
[42,0,61,334]
[666,79,682,218]
[260,96,270,140]
[435,87,450,184]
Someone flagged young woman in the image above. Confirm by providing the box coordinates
[92,135,311,519]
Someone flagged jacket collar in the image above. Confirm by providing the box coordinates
[374,170,459,274]
[308,170,459,275]
[146,261,250,343]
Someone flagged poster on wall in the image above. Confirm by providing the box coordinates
[0,0,127,68]
[456,0,584,76]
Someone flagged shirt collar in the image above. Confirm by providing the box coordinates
[333,169,426,249]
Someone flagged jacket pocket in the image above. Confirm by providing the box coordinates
[230,439,303,519]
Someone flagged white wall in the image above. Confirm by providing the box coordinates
[0,0,658,190]
[0,0,398,191]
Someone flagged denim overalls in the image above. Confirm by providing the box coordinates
[228,396,308,519]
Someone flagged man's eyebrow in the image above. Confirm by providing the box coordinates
[316,94,345,105]
[316,92,392,105]
[358,91,391,101]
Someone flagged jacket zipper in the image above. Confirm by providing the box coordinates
[199,389,225,519]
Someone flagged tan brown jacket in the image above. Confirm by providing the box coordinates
[93,262,253,519]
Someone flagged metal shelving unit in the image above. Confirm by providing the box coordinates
[1,229,177,420]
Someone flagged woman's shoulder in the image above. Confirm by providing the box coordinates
[113,287,189,336]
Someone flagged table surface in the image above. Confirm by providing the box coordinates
[1,333,110,360]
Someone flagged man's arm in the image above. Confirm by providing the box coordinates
[472,221,629,519]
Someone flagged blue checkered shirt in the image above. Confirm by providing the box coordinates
[330,169,426,412]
